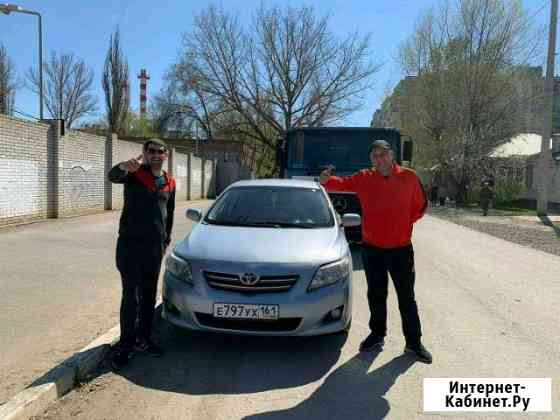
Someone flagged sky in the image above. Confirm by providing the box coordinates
[0,0,551,127]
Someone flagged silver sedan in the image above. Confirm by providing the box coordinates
[162,179,361,336]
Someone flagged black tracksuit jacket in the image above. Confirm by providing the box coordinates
[108,164,176,247]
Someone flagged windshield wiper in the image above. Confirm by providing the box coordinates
[207,220,318,228]
[206,220,284,228]
[250,221,316,228]
[240,221,284,228]
[205,220,248,226]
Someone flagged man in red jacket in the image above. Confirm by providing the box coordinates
[320,139,432,364]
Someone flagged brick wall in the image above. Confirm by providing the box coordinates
[0,115,227,227]
[190,155,202,200]
[204,159,215,198]
[174,151,189,201]
[60,129,106,216]
[0,114,51,225]
[113,140,143,210]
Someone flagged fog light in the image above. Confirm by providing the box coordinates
[164,298,180,316]
[330,308,342,320]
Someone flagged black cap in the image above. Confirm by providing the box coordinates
[143,138,167,151]
[369,140,391,153]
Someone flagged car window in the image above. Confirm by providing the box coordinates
[205,186,334,228]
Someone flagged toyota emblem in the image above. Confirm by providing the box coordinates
[240,273,259,286]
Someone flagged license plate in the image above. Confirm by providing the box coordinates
[213,303,279,320]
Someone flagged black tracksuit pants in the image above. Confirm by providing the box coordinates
[116,237,164,349]
[361,244,422,345]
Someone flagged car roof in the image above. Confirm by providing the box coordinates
[227,178,322,189]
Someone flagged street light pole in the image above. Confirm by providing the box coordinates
[0,3,44,119]
[37,11,43,120]
[537,0,558,216]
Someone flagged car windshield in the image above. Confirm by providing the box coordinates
[205,186,334,228]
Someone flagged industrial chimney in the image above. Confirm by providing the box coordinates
[138,69,150,116]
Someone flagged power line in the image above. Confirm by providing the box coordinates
[527,1,549,24]
[13,107,39,120]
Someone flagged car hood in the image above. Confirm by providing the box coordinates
[174,223,345,265]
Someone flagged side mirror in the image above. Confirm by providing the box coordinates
[402,138,414,163]
[341,213,361,227]
[186,208,202,223]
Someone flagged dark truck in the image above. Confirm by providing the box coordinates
[278,127,413,242]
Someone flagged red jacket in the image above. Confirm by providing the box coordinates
[324,164,427,248]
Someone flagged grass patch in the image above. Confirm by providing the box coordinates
[460,201,538,216]
[493,205,537,216]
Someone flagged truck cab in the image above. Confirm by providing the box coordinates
[278,127,412,242]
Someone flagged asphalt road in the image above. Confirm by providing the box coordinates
[0,201,211,405]
[33,215,560,420]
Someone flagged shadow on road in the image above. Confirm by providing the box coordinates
[243,351,416,420]
[80,315,415,420]
[100,310,348,396]
[350,244,363,271]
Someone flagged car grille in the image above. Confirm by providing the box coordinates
[195,313,302,332]
[204,271,299,293]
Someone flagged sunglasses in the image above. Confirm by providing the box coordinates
[147,148,166,155]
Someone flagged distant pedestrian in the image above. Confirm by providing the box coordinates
[438,185,447,207]
[429,185,439,207]
[479,182,494,216]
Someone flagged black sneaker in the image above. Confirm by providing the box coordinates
[404,342,433,364]
[109,347,132,371]
[134,338,164,357]
[359,334,384,352]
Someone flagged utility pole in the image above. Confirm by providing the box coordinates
[537,0,558,216]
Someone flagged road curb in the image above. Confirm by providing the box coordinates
[0,325,120,420]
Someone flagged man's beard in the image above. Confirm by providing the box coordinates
[379,164,392,177]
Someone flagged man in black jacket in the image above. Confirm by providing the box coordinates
[108,138,176,370]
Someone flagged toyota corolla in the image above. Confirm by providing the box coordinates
[161,178,360,336]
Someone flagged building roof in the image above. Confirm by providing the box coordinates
[490,133,551,158]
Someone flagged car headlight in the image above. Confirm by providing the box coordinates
[165,253,193,284]
[308,257,350,291]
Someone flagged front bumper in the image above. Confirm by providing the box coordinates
[162,269,352,336]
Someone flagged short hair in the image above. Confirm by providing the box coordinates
[143,138,167,151]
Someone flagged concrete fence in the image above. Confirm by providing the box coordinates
[0,114,217,227]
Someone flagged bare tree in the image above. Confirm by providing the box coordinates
[169,4,380,171]
[152,68,227,140]
[0,44,17,115]
[102,28,130,135]
[26,51,97,128]
[397,0,543,202]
